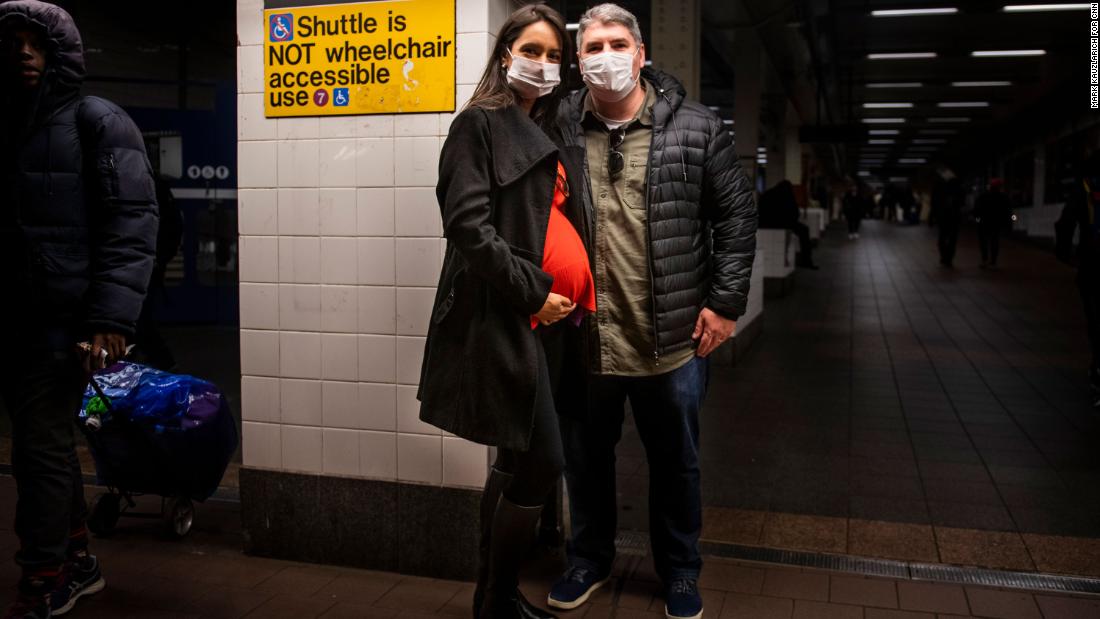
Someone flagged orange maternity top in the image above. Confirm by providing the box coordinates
[532,162,597,329]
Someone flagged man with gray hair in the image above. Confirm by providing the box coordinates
[548,4,756,619]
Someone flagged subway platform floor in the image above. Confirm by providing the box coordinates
[615,220,1100,577]
[0,476,1098,619]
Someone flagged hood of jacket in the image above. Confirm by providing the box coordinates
[0,1,85,125]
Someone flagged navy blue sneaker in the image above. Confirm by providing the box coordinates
[664,578,703,619]
[50,554,105,616]
[546,564,609,610]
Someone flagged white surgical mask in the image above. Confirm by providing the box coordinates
[505,50,561,99]
[580,49,639,102]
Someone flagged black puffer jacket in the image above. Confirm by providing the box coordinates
[559,68,757,357]
[0,1,158,343]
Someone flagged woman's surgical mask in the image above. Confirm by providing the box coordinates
[580,49,639,102]
[505,50,561,99]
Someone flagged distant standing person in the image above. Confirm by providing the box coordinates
[975,178,1011,269]
[933,168,965,268]
[843,186,863,240]
[1056,150,1100,409]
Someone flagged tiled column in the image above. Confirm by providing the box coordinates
[235,0,510,580]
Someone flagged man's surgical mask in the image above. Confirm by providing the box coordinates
[506,50,561,100]
[580,49,639,102]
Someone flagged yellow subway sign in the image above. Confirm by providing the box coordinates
[263,0,456,117]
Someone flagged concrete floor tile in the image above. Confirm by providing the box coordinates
[848,520,939,563]
[865,610,935,619]
[1033,594,1100,619]
[1020,533,1100,577]
[762,513,848,554]
[896,582,969,615]
[964,588,1041,619]
[829,575,898,609]
[719,593,793,619]
[701,507,766,545]
[792,600,863,619]
[934,528,1034,571]
[761,569,829,602]
[698,559,766,594]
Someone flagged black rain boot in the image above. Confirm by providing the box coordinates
[479,497,556,619]
[473,468,513,619]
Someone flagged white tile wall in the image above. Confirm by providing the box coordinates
[357,188,396,236]
[396,384,439,435]
[239,94,277,141]
[394,137,441,187]
[321,237,358,285]
[319,140,358,187]
[278,189,320,236]
[280,379,322,426]
[358,286,396,335]
[243,421,281,469]
[279,237,321,283]
[241,329,280,377]
[321,333,359,381]
[280,331,322,379]
[397,434,442,484]
[279,284,321,332]
[282,425,323,473]
[239,189,278,235]
[395,337,425,386]
[321,286,359,333]
[238,0,507,489]
[359,383,397,431]
[358,238,396,285]
[239,141,277,188]
[356,139,396,187]
[358,335,397,383]
[395,188,443,237]
[396,288,434,337]
[241,376,279,423]
[360,431,397,479]
[319,189,357,236]
[278,140,321,188]
[323,428,361,476]
[396,238,441,287]
[240,283,279,330]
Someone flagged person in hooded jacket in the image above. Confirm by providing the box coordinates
[546,5,756,619]
[0,2,158,617]
[1057,149,1100,408]
[416,5,593,619]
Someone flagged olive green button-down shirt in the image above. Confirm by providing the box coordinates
[583,82,695,377]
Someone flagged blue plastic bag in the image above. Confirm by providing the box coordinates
[79,362,238,501]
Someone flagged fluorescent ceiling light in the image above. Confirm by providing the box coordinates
[869,139,896,144]
[858,171,872,176]
[937,101,990,107]
[863,103,914,108]
[868,52,938,59]
[952,81,1012,87]
[920,129,958,134]
[928,117,970,123]
[1003,4,1091,12]
[757,146,767,152]
[722,119,734,125]
[972,49,1046,57]
[914,139,948,144]
[707,105,720,111]
[867,82,923,88]
[566,23,579,31]
[899,158,927,163]
[872,8,958,16]
[869,130,900,135]
[862,117,907,123]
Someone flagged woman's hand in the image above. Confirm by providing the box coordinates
[535,292,575,326]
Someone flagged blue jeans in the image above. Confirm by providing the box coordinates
[560,355,708,582]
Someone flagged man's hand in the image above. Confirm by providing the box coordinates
[692,308,736,358]
[535,293,575,326]
[86,333,127,373]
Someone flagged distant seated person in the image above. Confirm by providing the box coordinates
[758,180,817,269]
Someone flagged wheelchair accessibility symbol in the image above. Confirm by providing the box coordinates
[333,88,349,107]
[269,14,293,42]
